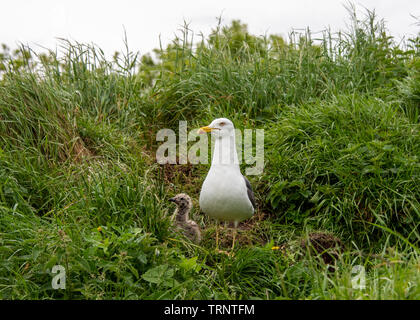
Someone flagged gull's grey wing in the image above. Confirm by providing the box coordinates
[243,176,256,210]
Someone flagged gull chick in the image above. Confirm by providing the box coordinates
[169,193,202,244]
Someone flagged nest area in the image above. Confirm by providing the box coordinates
[300,232,345,266]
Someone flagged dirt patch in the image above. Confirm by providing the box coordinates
[160,162,195,184]
[300,232,344,266]
[71,137,93,162]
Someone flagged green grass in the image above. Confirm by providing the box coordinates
[0,6,419,299]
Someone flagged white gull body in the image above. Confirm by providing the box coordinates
[199,118,255,223]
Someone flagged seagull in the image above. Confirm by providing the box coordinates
[169,193,202,244]
[198,118,255,251]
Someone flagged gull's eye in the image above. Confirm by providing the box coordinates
[219,122,226,126]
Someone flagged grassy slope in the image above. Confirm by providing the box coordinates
[0,8,419,299]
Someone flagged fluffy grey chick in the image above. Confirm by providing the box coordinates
[169,193,201,243]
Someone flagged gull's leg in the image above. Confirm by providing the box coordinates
[215,220,219,251]
[214,221,230,256]
[231,221,238,250]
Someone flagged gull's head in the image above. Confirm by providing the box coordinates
[169,193,192,208]
[198,118,234,138]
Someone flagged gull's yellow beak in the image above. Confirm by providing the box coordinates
[198,126,215,134]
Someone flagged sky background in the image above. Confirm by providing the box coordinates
[1,0,419,57]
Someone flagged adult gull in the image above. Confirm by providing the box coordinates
[198,118,255,251]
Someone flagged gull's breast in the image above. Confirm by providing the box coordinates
[199,166,254,222]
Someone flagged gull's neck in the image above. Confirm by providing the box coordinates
[175,205,190,223]
[211,132,240,171]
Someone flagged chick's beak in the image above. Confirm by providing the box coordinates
[169,197,176,203]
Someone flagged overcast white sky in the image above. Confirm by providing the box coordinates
[1,0,419,56]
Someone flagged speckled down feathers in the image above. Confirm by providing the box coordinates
[169,193,202,243]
